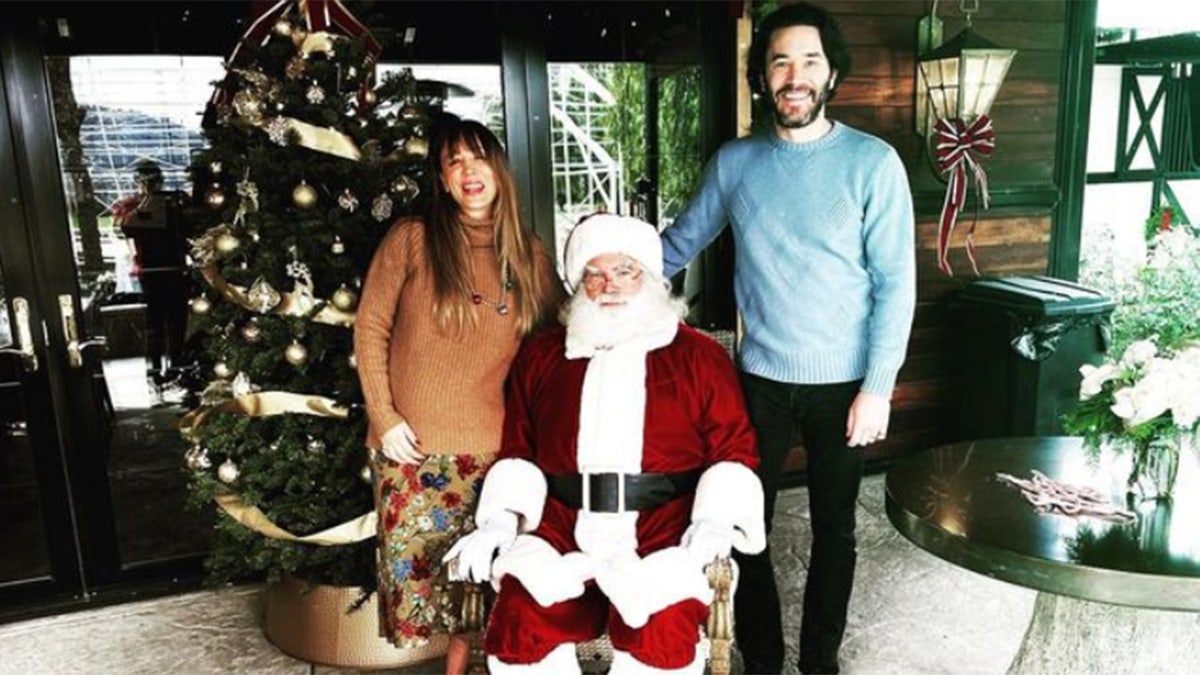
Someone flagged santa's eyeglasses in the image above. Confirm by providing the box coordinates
[581,263,644,288]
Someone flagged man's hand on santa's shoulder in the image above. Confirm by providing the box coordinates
[443,511,518,583]
[681,520,734,566]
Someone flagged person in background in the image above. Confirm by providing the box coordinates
[354,114,562,674]
[444,214,764,674]
[114,159,189,397]
[659,3,917,672]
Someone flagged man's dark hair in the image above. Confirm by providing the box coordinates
[747,2,852,101]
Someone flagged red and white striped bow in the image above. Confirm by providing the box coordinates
[933,115,995,276]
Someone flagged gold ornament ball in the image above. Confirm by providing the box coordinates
[273,19,293,36]
[359,465,373,483]
[285,341,308,366]
[215,231,241,255]
[213,361,232,379]
[205,184,226,209]
[361,89,377,106]
[331,285,358,311]
[241,322,262,343]
[404,137,429,160]
[292,181,318,209]
[348,352,357,369]
[190,296,211,314]
[331,237,345,255]
[217,459,240,484]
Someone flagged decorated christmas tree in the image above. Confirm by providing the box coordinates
[181,1,434,590]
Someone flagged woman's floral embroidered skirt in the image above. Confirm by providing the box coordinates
[374,452,492,648]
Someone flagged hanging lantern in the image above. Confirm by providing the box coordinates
[915,4,1016,277]
[918,25,1016,130]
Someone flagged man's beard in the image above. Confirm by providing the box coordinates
[561,277,688,351]
[772,76,833,129]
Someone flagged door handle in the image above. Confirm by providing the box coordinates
[0,297,38,372]
[59,294,106,369]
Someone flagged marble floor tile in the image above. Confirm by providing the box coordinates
[0,586,304,675]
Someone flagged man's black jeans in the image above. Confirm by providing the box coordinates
[734,373,864,675]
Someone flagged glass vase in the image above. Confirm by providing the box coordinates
[1126,437,1181,501]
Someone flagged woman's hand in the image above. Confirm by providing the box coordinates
[380,421,425,464]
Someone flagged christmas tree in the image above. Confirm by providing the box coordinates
[181,1,434,590]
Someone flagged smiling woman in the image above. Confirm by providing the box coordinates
[353,114,564,673]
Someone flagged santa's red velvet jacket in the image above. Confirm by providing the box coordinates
[473,323,766,627]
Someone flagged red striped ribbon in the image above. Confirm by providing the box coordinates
[933,115,995,276]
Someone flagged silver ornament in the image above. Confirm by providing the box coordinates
[360,465,373,483]
[338,188,359,212]
[185,445,211,471]
[348,352,357,369]
[331,236,345,255]
[230,372,254,398]
[266,117,291,145]
[247,278,282,313]
[371,193,394,222]
[213,361,232,379]
[305,82,326,104]
[391,175,420,203]
[307,437,326,453]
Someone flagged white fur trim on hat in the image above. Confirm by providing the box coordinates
[563,214,663,290]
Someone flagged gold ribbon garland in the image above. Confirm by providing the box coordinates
[182,391,375,546]
[270,115,363,161]
[215,493,376,545]
[200,263,356,327]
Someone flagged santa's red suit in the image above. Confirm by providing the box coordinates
[474,320,765,673]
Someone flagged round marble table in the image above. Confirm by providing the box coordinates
[886,436,1200,674]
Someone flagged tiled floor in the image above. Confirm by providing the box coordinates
[0,476,1040,674]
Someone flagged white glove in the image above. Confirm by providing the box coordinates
[512,550,593,607]
[681,520,734,566]
[379,421,424,464]
[443,511,518,583]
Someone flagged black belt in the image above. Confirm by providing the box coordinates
[546,469,702,513]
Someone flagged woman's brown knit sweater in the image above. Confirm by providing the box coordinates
[354,216,560,456]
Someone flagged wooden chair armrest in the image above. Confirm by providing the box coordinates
[705,557,735,675]
[459,581,489,674]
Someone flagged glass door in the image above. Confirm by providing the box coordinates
[0,20,211,617]
[0,40,85,611]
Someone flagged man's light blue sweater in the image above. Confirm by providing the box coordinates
[662,122,916,397]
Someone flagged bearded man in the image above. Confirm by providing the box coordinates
[444,214,765,674]
[660,4,916,673]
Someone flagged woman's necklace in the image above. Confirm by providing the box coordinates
[470,262,512,316]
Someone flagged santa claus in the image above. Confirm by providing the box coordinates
[444,214,765,674]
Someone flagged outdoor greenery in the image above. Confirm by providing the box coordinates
[589,63,703,221]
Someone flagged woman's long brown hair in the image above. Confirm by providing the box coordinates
[425,118,547,335]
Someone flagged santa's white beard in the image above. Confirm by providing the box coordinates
[561,277,687,352]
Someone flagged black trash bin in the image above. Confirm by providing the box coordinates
[948,275,1115,440]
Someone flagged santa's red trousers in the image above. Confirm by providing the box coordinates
[484,576,709,669]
